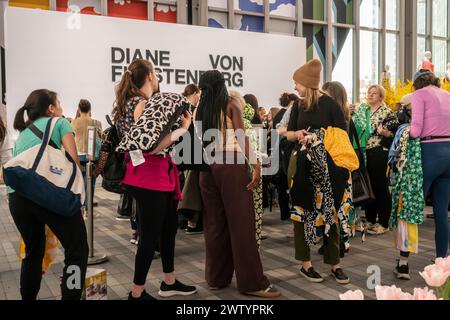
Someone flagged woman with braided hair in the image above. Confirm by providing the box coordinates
[196,70,280,298]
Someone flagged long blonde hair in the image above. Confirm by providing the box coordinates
[302,88,327,112]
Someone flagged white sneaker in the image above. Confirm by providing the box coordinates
[368,224,389,235]
[367,223,381,234]
[375,225,390,235]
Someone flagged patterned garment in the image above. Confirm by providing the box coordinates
[290,130,338,246]
[337,180,353,250]
[367,105,396,150]
[395,219,419,254]
[243,103,263,246]
[348,206,366,243]
[352,103,371,149]
[116,96,145,139]
[389,126,425,228]
[117,93,192,155]
[254,178,263,247]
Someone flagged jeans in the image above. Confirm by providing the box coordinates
[421,142,450,258]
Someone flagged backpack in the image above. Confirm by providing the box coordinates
[100,115,126,194]
[3,117,85,216]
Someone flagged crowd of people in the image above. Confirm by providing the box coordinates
[0,57,449,300]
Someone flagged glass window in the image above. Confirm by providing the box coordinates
[235,0,263,13]
[385,0,399,31]
[385,33,398,84]
[270,0,296,18]
[417,0,427,34]
[108,0,147,20]
[302,0,325,21]
[270,20,296,35]
[432,0,447,37]
[417,36,427,70]
[208,12,228,29]
[360,30,379,100]
[332,28,354,102]
[433,39,447,77]
[208,0,227,9]
[235,15,264,33]
[360,0,380,29]
[154,3,177,23]
[332,0,354,24]
[56,0,101,15]
[9,0,49,10]
[303,23,327,68]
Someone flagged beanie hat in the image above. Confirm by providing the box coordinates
[293,59,322,90]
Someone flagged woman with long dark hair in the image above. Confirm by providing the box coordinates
[7,89,88,300]
[196,70,280,298]
[113,59,155,244]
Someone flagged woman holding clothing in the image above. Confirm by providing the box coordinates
[114,59,197,300]
[285,59,353,285]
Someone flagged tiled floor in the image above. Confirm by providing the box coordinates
[0,184,442,300]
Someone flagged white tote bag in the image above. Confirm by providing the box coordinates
[3,117,85,216]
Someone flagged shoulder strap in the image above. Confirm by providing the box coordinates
[28,124,59,149]
[31,118,59,171]
[106,114,114,127]
[349,119,366,169]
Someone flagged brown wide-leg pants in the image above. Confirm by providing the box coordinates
[199,158,270,293]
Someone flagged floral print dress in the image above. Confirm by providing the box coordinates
[243,103,263,247]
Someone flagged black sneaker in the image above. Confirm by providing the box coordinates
[300,267,324,283]
[394,260,411,280]
[331,268,350,284]
[158,279,197,297]
[128,290,156,300]
[185,226,203,235]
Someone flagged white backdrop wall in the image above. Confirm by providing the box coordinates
[5,7,306,138]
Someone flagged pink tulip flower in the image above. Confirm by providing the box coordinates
[412,287,438,300]
[419,265,450,288]
[434,256,450,273]
[339,290,364,300]
[375,285,411,300]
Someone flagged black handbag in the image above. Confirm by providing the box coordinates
[100,115,126,194]
[349,120,375,207]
